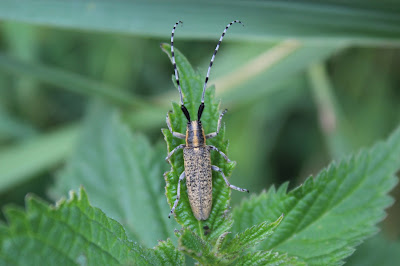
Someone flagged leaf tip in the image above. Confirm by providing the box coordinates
[78,186,90,205]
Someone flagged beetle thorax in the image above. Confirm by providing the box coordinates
[186,121,206,148]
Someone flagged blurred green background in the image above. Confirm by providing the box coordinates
[0,1,400,263]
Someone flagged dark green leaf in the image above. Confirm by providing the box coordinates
[177,228,216,264]
[154,239,185,266]
[0,1,399,45]
[177,216,293,265]
[0,188,184,265]
[233,125,400,265]
[222,215,283,257]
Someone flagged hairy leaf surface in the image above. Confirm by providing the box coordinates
[233,126,400,265]
[0,188,184,265]
[176,216,297,265]
[51,102,176,247]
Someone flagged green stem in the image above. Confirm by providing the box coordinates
[307,62,350,158]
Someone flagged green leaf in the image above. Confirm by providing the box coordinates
[154,239,185,266]
[161,43,239,238]
[177,228,215,264]
[221,215,283,257]
[235,251,304,266]
[0,1,399,45]
[232,125,400,265]
[176,216,295,265]
[50,101,177,247]
[0,188,184,265]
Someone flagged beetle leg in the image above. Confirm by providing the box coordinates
[208,145,232,163]
[206,109,227,139]
[166,112,186,139]
[212,165,249,193]
[169,171,186,218]
[165,144,185,162]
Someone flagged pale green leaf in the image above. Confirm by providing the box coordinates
[0,188,184,265]
[0,1,399,45]
[0,125,78,193]
[233,125,400,265]
[50,102,177,247]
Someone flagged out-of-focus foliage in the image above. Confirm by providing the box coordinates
[0,1,400,265]
[0,188,185,265]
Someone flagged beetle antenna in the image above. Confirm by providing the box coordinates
[198,20,243,121]
[171,20,191,122]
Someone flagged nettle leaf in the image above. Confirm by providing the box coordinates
[50,102,177,247]
[177,228,215,264]
[154,239,185,266]
[0,188,184,265]
[221,215,283,259]
[175,216,295,265]
[161,43,236,238]
[235,251,305,266]
[233,126,400,265]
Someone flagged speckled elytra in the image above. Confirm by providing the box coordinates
[165,20,249,221]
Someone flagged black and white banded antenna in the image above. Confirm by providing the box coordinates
[170,20,191,121]
[197,20,243,121]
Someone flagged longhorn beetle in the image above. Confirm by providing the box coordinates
[165,20,249,221]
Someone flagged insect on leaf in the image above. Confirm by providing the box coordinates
[161,43,236,239]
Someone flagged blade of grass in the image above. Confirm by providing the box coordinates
[308,63,352,158]
[213,40,301,95]
[0,0,399,45]
[0,53,147,109]
[0,125,79,192]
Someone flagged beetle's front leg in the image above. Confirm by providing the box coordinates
[165,144,185,162]
[166,112,186,139]
[169,171,186,218]
[208,145,232,163]
[205,109,227,139]
[212,165,249,193]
